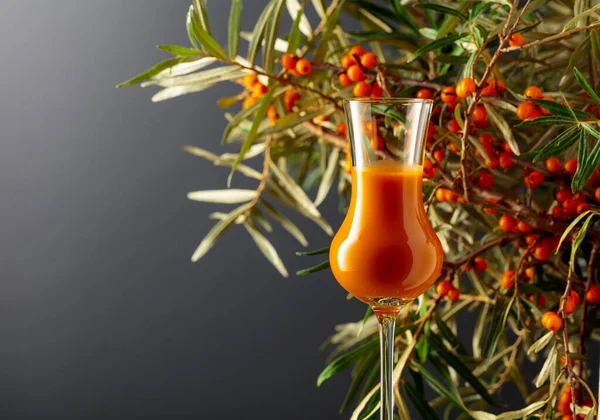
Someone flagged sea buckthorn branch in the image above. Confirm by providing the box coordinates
[559,264,579,416]
[501,22,600,54]
[488,330,524,394]
[245,136,273,213]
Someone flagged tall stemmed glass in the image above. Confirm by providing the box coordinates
[330,99,444,420]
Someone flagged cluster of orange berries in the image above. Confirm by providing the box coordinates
[337,46,382,98]
[476,134,514,170]
[515,85,554,120]
[436,279,460,302]
[241,73,270,109]
[280,53,312,76]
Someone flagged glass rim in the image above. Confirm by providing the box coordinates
[343,97,434,105]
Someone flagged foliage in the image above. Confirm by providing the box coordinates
[120,0,600,418]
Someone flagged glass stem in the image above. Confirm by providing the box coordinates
[376,311,398,420]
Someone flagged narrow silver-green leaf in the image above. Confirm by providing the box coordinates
[263,0,286,74]
[244,222,289,277]
[570,213,596,265]
[191,203,251,262]
[315,148,340,207]
[187,189,256,203]
[193,0,212,34]
[408,33,468,63]
[534,349,557,388]
[228,0,243,59]
[117,58,181,88]
[248,3,274,65]
[556,210,593,253]
[157,45,200,57]
[286,0,312,37]
[527,331,554,356]
[269,159,321,218]
[260,200,308,246]
[486,104,519,155]
[287,7,304,53]
[313,1,343,64]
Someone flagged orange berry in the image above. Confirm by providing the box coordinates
[445,189,458,203]
[242,95,259,109]
[565,291,580,314]
[472,105,487,122]
[448,119,461,133]
[440,87,457,104]
[447,287,460,302]
[461,262,472,272]
[524,86,543,100]
[509,33,525,47]
[529,293,546,306]
[517,221,532,233]
[573,192,586,202]
[563,199,579,214]
[556,188,574,203]
[474,257,487,273]
[528,171,545,189]
[551,206,565,220]
[516,101,536,120]
[532,240,552,261]
[499,152,513,169]
[436,280,452,296]
[349,45,366,57]
[497,80,506,93]
[585,284,600,304]
[456,78,476,98]
[370,82,383,98]
[577,202,590,214]
[483,207,497,215]
[280,53,298,70]
[525,234,539,246]
[564,158,578,176]
[448,141,460,153]
[525,266,535,280]
[341,54,357,69]
[499,215,518,232]
[347,65,365,82]
[336,122,347,137]
[267,105,278,120]
[501,270,516,289]
[477,171,495,190]
[416,89,432,99]
[360,52,377,68]
[353,81,371,97]
[338,73,352,87]
[481,80,498,96]
[253,82,268,97]
[242,74,259,89]
[435,188,448,202]
[543,311,562,332]
[485,155,499,169]
[284,87,300,102]
[546,157,561,173]
[433,150,445,164]
[295,58,312,75]
[570,290,580,305]
[596,187,600,202]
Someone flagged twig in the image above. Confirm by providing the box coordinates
[559,264,578,415]
[489,331,524,393]
[502,23,600,53]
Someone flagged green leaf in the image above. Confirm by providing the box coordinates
[573,128,590,191]
[534,347,557,388]
[417,364,469,415]
[485,104,519,155]
[575,124,600,190]
[573,67,600,108]
[340,352,378,413]
[563,3,600,31]
[571,213,596,266]
[433,313,468,355]
[287,7,304,53]
[116,58,181,88]
[515,115,577,127]
[530,99,590,119]
[263,0,286,74]
[557,210,593,253]
[408,33,468,63]
[269,159,323,219]
[527,331,554,356]
[482,298,508,369]
[260,200,308,247]
[404,379,440,420]
[194,26,227,60]
[313,0,344,64]
[348,31,416,44]
[244,221,289,277]
[371,104,406,123]
[191,203,251,262]
[296,246,329,256]
[157,45,200,56]
[248,3,274,65]
[222,103,262,144]
[297,260,330,275]
[429,334,500,407]
[193,0,211,33]
[286,0,312,37]
[416,3,467,21]
[388,0,419,34]
[228,86,276,186]
[530,126,581,162]
[187,189,256,203]
[317,339,379,386]
[228,0,243,59]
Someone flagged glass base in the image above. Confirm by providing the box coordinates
[360,296,414,317]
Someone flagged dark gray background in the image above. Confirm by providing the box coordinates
[0,1,365,418]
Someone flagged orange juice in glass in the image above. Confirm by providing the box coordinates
[330,99,443,420]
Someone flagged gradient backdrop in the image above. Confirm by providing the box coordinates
[1,1,598,419]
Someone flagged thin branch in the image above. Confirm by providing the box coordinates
[502,23,600,53]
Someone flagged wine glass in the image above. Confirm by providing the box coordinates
[330,98,444,419]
